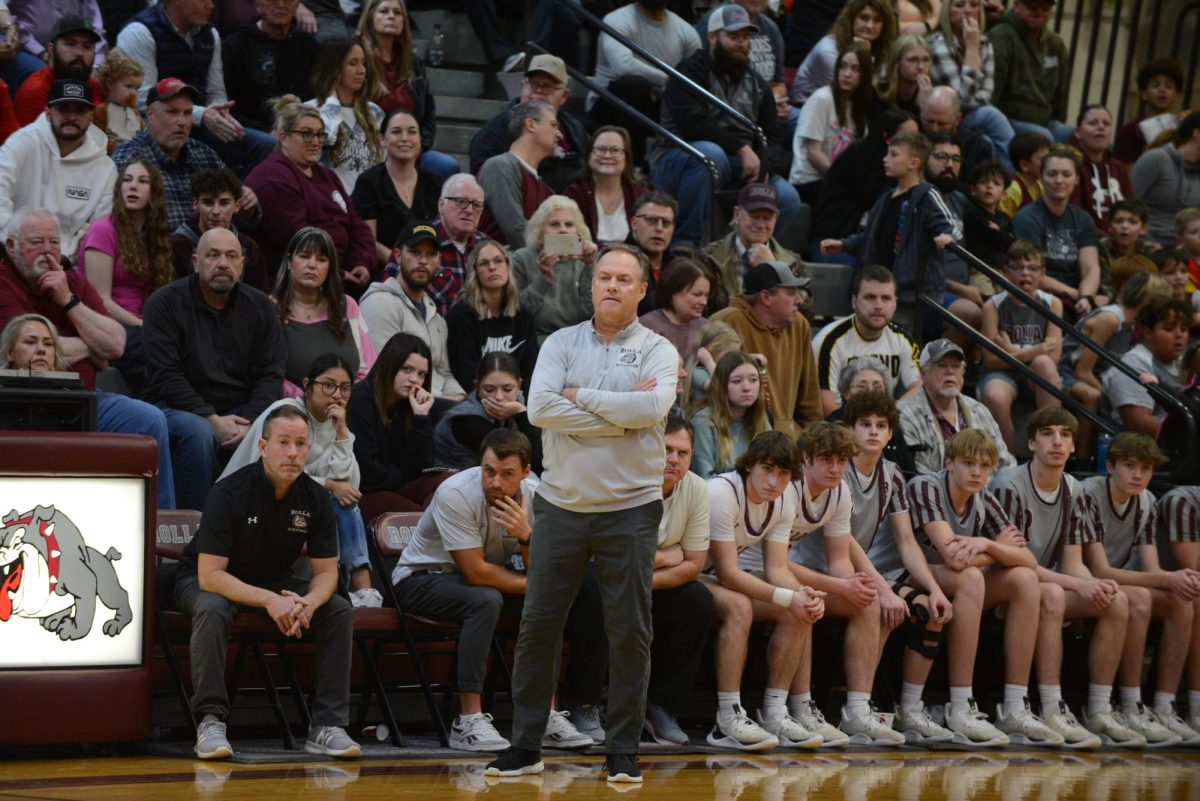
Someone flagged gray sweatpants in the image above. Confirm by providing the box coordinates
[510,496,662,755]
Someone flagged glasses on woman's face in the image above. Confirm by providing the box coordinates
[592,145,625,157]
[289,128,324,143]
[314,379,353,397]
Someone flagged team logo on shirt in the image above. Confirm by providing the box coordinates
[65,186,90,201]
[289,510,310,534]
[617,347,641,367]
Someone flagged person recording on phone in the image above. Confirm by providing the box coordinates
[478,99,557,249]
[511,195,599,342]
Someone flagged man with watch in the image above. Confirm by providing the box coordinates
[391,428,606,753]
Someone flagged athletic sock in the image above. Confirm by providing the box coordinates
[762,688,789,720]
[1002,684,1028,717]
[717,692,741,718]
[900,681,925,712]
[948,686,972,715]
[1118,686,1142,716]
[1087,684,1113,717]
[788,692,813,719]
[1188,690,1200,720]
[1039,684,1063,715]
[845,690,871,718]
[1153,691,1176,714]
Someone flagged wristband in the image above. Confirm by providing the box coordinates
[772,586,795,608]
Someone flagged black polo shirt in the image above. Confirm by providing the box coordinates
[178,461,337,587]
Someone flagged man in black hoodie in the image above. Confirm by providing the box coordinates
[221,0,318,133]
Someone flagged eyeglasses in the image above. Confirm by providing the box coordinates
[593,145,625,156]
[313,380,353,397]
[635,214,675,228]
[444,196,485,212]
[522,78,562,94]
[930,152,963,164]
[288,128,324,143]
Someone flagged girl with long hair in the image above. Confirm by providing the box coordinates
[446,239,539,390]
[873,35,934,119]
[310,37,385,193]
[689,351,772,479]
[790,0,895,106]
[273,226,376,396]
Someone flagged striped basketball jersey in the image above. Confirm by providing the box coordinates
[907,470,1012,565]
[707,471,798,575]
[1156,486,1200,543]
[1080,476,1156,570]
[990,463,1097,569]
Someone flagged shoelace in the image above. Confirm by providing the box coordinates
[805,701,828,724]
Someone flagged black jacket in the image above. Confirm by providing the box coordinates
[221,19,319,131]
[468,98,589,193]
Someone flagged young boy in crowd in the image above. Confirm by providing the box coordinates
[1155,249,1193,303]
[1102,297,1192,436]
[1100,199,1161,294]
[1081,432,1200,746]
[1158,482,1200,733]
[784,422,905,747]
[978,240,1064,452]
[1000,131,1051,217]
[963,160,1014,294]
[704,432,826,751]
[169,169,268,290]
[94,49,146,151]
[906,429,1066,747]
[1114,59,1186,164]
[991,407,1146,748]
[820,132,958,334]
[1174,207,1200,293]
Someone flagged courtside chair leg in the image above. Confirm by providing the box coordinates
[155,607,198,731]
[251,640,297,750]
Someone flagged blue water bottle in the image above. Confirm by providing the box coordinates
[1096,433,1112,475]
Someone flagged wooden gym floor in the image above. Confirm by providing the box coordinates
[1,749,1198,800]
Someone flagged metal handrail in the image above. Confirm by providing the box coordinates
[551,0,767,151]
[919,297,1118,435]
[522,42,720,186]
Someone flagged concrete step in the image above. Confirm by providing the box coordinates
[433,123,479,155]
[427,66,487,99]
[437,95,508,124]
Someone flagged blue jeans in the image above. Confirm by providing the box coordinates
[332,500,369,571]
[1010,118,1074,145]
[962,105,1016,173]
[97,392,176,510]
[157,404,248,511]
[652,141,804,247]
[191,125,277,178]
[0,51,43,93]
[417,150,462,182]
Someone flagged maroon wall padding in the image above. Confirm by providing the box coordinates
[0,432,157,745]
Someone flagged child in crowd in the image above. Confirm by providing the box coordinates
[978,240,1063,452]
[1156,249,1193,302]
[964,160,1014,296]
[685,322,768,412]
[691,351,772,480]
[94,49,146,150]
[1114,59,1186,164]
[1100,199,1161,293]
[1000,131,1051,217]
[1102,297,1192,436]
[1174,208,1200,293]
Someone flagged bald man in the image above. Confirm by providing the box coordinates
[143,227,286,509]
[918,86,1004,186]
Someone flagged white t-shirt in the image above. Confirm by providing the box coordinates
[595,196,630,244]
[789,86,855,186]
[787,474,852,568]
[708,470,797,575]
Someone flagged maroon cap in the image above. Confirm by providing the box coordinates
[736,182,779,213]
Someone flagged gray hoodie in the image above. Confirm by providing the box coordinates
[359,277,465,398]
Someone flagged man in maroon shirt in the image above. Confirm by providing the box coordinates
[0,207,124,387]
[13,16,105,127]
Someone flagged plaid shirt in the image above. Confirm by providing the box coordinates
[927,31,995,110]
[111,130,263,232]
[898,390,1016,475]
[388,221,484,317]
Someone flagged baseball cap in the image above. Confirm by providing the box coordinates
[737,182,779,214]
[708,4,760,34]
[47,79,94,108]
[918,338,966,368]
[744,261,810,296]
[48,15,101,44]
[397,220,439,249]
[525,54,567,85]
[146,77,203,105]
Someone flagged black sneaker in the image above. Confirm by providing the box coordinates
[604,754,642,784]
[484,746,544,777]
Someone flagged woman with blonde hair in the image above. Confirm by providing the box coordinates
[510,195,599,341]
[446,239,539,390]
[872,35,934,119]
[689,351,772,479]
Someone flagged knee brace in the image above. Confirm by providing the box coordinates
[893,583,943,659]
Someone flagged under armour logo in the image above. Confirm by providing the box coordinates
[247,516,258,524]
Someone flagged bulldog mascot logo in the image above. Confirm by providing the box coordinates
[0,505,132,641]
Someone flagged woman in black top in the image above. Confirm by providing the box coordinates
[351,108,443,267]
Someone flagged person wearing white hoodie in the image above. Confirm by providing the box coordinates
[359,220,466,400]
[0,78,115,259]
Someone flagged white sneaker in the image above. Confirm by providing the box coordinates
[793,699,850,747]
[1120,703,1179,748]
[541,709,594,749]
[893,704,954,744]
[349,588,383,608]
[1081,704,1146,748]
[837,704,906,746]
[706,703,779,751]
[943,700,1008,747]
[448,713,510,752]
[756,709,822,749]
[993,699,1064,747]
[1154,704,1200,746]
[1043,701,1101,749]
